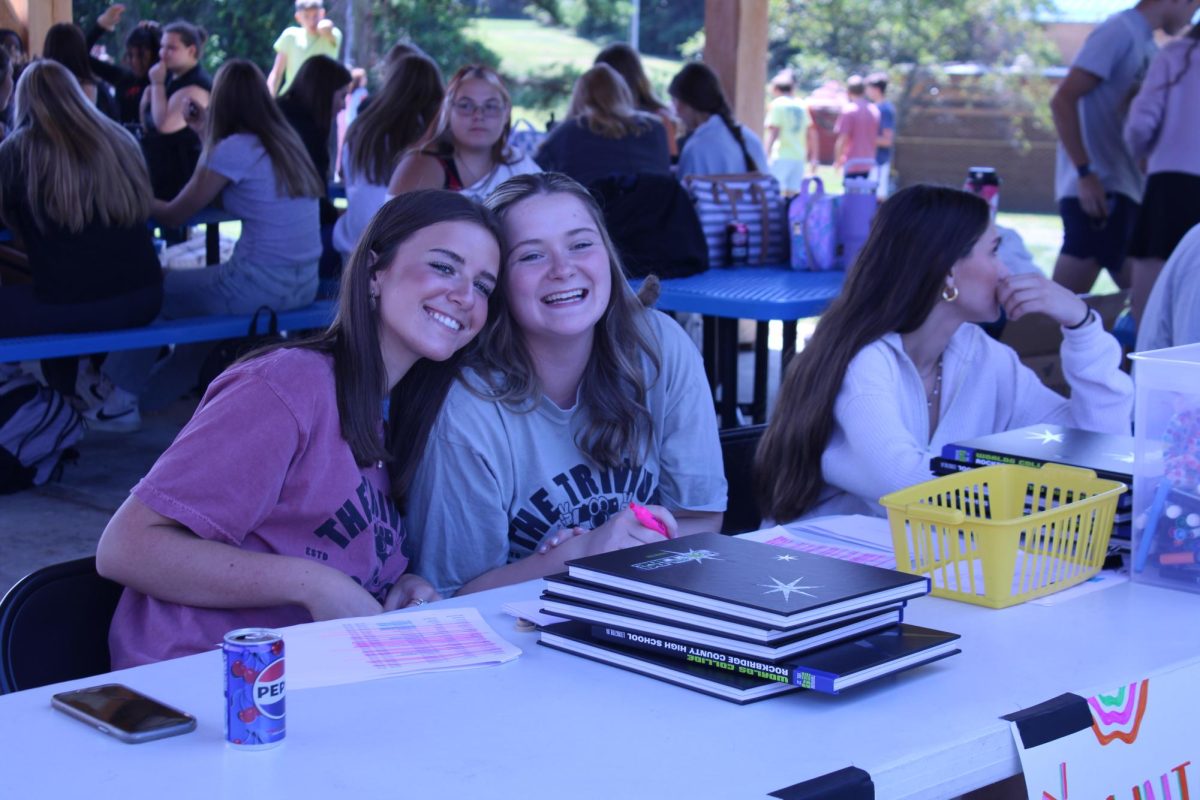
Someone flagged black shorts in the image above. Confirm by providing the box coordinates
[1128,172,1200,261]
[1058,192,1138,274]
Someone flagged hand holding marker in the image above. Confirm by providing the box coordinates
[630,502,671,538]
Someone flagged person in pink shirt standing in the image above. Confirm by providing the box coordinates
[834,76,880,178]
[96,190,504,668]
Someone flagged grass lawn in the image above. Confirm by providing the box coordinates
[465,17,682,127]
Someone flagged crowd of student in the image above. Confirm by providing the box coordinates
[0,1,1192,679]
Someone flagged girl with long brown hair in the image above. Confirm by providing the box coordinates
[333,54,443,256]
[755,184,1133,524]
[88,59,325,432]
[97,190,504,668]
[668,61,766,176]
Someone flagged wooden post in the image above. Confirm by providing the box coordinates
[4,0,73,55]
[703,0,769,138]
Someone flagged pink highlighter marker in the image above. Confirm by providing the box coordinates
[629,502,670,538]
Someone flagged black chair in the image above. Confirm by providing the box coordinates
[0,556,123,694]
[719,423,766,535]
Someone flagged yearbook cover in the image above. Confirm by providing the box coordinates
[938,424,1134,485]
[786,623,961,694]
[563,531,928,629]
[538,620,800,704]
[580,606,902,662]
[550,598,904,661]
[542,574,907,643]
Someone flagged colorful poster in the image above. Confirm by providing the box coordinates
[1011,658,1200,799]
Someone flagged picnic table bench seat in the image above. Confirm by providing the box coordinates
[0,300,336,363]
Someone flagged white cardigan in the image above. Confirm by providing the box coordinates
[804,315,1133,519]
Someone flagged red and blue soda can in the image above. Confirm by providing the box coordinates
[223,628,285,749]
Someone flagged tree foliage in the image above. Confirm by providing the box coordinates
[70,0,495,83]
[72,0,293,76]
[769,0,1059,128]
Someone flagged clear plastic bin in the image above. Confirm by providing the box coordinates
[1130,344,1200,593]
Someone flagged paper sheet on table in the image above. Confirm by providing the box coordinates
[738,517,897,569]
[280,606,522,689]
[501,600,566,628]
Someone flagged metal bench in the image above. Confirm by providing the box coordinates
[0,300,337,363]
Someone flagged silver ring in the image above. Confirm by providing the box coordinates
[412,598,428,606]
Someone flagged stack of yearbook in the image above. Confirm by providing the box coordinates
[930,424,1133,543]
[538,531,960,704]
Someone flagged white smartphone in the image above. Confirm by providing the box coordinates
[51,683,196,744]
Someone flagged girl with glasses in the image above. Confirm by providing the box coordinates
[389,64,540,202]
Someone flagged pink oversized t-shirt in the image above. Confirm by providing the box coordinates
[108,348,409,668]
[834,99,881,166]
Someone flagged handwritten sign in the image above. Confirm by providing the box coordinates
[1012,658,1200,799]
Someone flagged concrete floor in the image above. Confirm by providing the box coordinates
[0,399,196,593]
[0,338,788,597]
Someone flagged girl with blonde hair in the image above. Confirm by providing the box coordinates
[0,60,161,336]
[534,63,669,186]
[388,64,539,201]
[405,173,726,598]
[88,59,325,432]
[594,42,678,158]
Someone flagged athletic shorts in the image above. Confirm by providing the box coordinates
[1058,192,1138,274]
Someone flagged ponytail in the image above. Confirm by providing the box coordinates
[718,109,758,172]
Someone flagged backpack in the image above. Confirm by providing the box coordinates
[0,372,84,493]
[788,176,837,271]
[589,173,709,279]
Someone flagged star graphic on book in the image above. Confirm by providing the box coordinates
[775,554,798,561]
[1104,452,1135,464]
[760,576,820,602]
[671,548,722,565]
[1025,429,1064,445]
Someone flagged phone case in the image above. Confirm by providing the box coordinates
[51,684,197,744]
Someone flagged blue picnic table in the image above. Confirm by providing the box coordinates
[646,266,845,428]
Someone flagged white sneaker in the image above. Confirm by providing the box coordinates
[84,385,142,432]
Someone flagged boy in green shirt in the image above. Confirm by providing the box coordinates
[764,71,816,196]
[266,0,342,96]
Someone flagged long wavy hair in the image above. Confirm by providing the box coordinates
[475,172,661,468]
[204,59,323,199]
[754,185,991,522]
[278,54,351,151]
[594,43,669,114]
[668,62,758,172]
[0,60,150,233]
[260,190,505,506]
[345,54,443,185]
[568,63,656,139]
[418,64,516,166]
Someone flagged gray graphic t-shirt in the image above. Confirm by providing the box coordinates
[405,309,728,597]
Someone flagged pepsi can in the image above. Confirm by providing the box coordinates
[223,628,285,749]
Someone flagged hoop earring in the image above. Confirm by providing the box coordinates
[941,285,959,302]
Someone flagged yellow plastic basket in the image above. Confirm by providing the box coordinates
[879,464,1126,609]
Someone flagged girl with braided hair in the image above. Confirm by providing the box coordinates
[668,62,767,177]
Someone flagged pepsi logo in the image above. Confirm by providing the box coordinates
[252,658,286,719]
